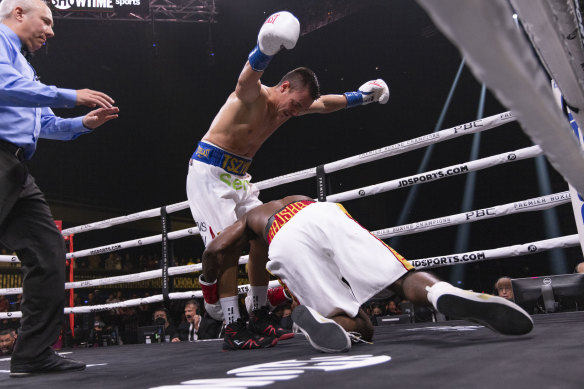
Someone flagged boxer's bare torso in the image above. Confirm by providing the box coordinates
[201,63,346,158]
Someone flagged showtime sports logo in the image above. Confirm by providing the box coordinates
[51,0,141,10]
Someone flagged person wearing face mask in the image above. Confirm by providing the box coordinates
[152,308,177,341]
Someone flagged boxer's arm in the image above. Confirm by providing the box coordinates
[302,94,348,115]
[237,11,300,104]
[235,62,263,104]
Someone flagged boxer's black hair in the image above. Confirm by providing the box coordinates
[278,67,320,100]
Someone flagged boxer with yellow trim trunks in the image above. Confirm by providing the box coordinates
[187,10,391,349]
[202,195,534,353]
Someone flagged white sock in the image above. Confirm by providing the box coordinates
[220,296,241,324]
[249,286,268,311]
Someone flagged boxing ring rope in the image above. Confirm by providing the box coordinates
[1,110,517,264]
[0,109,580,321]
[50,111,514,238]
[0,280,283,320]
[0,190,574,295]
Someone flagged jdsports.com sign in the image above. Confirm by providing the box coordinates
[51,0,149,14]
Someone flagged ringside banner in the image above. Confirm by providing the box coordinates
[50,0,149,15]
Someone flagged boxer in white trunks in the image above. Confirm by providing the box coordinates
[188,11,390,349]
[202,195,534,352]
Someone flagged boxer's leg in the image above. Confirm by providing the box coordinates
[291,305,351,353]
[330,308,374,342]
[390,271,534,335]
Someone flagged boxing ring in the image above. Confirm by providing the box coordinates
[0,108,582,387]
[0,110,580,314]
[2,0,584,387]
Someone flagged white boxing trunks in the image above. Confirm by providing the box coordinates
[186,141,262,246]
[266,201,414,318]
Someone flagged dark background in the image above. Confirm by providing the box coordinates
[20,0,582,291]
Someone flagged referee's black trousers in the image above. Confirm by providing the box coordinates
[0,145,66,364]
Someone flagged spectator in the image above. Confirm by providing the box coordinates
[494,277,514,301]
[371,304,384,317]
[122,253,133,271]
[104,253,115,270]
[386,300,401,316]
[13,293,21,311]
[113,254,122,270]
[89,255,103,270]
[272,303,294,330]
[173,300,202,342]
[0,295,9,312]
[0,328,17,356]
[84,292,96,306]
[137,303,152,327]
[120,307,139,344]
[575,262,584,274]
[152,307,177,341]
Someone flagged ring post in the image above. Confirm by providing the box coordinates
[67,234,75,341]
[160,206,174,308]
[316,164,329,202]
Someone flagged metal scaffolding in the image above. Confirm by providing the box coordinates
[51,0,218,23]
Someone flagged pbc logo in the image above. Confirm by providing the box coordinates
[358,190,366,197]
[507,153,517,161]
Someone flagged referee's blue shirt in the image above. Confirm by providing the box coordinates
[0,23,89,160]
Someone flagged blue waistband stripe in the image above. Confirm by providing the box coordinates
[191,141,252,176]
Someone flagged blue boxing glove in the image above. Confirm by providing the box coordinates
[344,79,390,108]
[248,11,300,72]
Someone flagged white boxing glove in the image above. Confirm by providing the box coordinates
[344,79,390,108]
[248,11,300,71]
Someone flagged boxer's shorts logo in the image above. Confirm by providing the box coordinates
[221,154,251,176]
[195,146,211,159]
[220,173,250,191]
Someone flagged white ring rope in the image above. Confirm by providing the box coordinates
[59,111,514,237]
[327,145,542,202]
[0,259,249,296]
[257,111,516,190]
[60,202,190,237]
[410,234,580,270]
[0,190,572,294]
[0,189,571,276]
[0,144,543,264]
[372,191,571,239]
[0,279,280,320]
[0,112,575,321]
[64,227,200,260]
